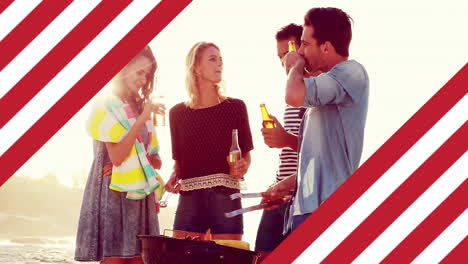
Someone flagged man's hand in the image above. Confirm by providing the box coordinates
[261,174,297,209]
[261,115,296,149]
[262,182,291,203]
[282,51,305,75]
[261,183,292,210]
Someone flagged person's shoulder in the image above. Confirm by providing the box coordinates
[335,60,367,76]
[170,102,188,115]
[92,93,121,111]
[329,59,369,85]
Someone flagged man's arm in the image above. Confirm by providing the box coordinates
[285,65,307,107]
[283,52,350,108]
[262,173,297,202]
[302,73,350,107]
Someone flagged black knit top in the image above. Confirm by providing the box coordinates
[169,98,254,180]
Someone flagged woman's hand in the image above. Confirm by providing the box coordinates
[148,153,162,170]
[227,157,249,179]
[102,162,113,177]
[226,152,251,179]
[105,101,165,167]
[165,171,181,193]
[142,101,165,120]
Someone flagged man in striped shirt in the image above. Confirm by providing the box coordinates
[254,23,307,256]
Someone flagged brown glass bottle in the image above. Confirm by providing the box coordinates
[260,103,275,128]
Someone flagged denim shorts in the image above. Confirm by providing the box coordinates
[174,186,243,234]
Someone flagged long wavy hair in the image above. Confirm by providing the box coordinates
[115,46,157,114]
[185,42,225,108]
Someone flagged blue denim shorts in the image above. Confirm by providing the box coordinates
[174,186,243,234]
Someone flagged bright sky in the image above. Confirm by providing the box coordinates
[13,0,468,246]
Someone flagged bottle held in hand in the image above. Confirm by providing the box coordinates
[288,40,296,52]
[152,95,165,127]
[260,103,275,128]
[229,129,242,177]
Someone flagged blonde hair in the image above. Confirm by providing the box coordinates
[185,42,225,108]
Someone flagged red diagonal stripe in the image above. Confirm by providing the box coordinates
[0,0,192,187]
[321,122,468,263]
[264,64,468,264]
[0,0,132,128]
[381,179,468,263]
[440,235,468,264]
[0,0,14,14]
[0,0,73,70]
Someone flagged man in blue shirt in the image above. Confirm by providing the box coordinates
[262,7,369,233]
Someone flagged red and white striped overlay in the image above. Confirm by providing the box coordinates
[0,0,191,180]
[0,1,466,263]
[264,65,467,263]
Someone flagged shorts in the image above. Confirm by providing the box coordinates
[174,186,243,234]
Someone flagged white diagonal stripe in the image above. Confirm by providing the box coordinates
[0,0,41,42]
[354,153,468,263]
[293,94,468,264]
[412,209,468,264]
[0,0,161,156]
[0,0,101,99]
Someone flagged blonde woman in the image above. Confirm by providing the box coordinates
[166,42,253,241]
[75,46,164,264]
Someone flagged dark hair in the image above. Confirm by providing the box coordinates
[304,7,352,57]
[127,46,157,113]
[275,23,303,43]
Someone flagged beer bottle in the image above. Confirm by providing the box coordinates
[260,103,275,128]
[229,129,242,176]
[288,40,296,52]
[152,95,165,126]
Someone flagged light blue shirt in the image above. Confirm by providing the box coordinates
[289,59,369,221]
